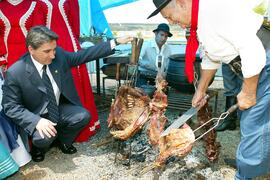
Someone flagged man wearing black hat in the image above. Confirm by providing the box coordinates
[148,0,270,179]
[137,23,172,87]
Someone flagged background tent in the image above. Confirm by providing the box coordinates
[79,0,138,37]
[99,0,138,10]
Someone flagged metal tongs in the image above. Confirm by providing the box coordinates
[193,104,239,142]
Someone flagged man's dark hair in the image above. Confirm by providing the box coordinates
[26,26,58,49]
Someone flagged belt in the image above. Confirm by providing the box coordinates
[263,19,270,30]
[228,56,242,76]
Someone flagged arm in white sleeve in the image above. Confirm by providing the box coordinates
[221,4,266,78]
[238,35,266,78]
[163,47,172,72]
[200,55,221,70]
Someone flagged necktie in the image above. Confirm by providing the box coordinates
[42,65,59,123]
[185,0,199,83]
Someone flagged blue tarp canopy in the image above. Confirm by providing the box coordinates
[99,0,138,10]
[79,0,138,37]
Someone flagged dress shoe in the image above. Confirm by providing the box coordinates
[58,143,77,154]
[31,146,45,162]
[50,139,59,148]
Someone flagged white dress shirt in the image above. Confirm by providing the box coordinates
[30,39,116,107]
[198,0,267,78]
[139,40,172,75]
[31,55,60,105]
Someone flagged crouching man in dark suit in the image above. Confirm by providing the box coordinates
[1,26,133,162]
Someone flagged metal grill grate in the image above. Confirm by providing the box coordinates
[167,88,218,115]
[167,88,193,113]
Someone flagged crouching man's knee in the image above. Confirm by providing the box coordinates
[80,110,91,126]
[32,130,56,149]
[74,108,91,128]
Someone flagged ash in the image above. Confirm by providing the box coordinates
[8,87,270,180]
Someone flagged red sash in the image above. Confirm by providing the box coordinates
[185,0,199,83]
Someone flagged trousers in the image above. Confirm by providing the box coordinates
[222,63,243,97]
[32,103,90,148]
[235,49,270,179]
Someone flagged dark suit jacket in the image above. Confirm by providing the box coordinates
[2,41,113,149]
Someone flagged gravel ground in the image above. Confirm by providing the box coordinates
[7,80,270,180]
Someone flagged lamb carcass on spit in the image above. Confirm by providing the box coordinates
[154,124,195,167]
[108,85,151,140]
[148,76,168,146]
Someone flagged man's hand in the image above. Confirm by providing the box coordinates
[237,90,256,110]
[116,36,134,44]
[192,69,216,107]
[237,74,259,110]
[36,118,57,139]
[192,90,207,108]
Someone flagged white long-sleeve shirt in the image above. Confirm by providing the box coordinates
[198,0,267,78]
[31,55,61,106]
[139,40,172,75]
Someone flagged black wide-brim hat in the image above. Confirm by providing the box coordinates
[153,23,173,37]
[147,0,172,19]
